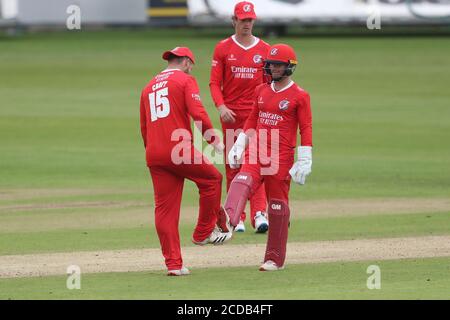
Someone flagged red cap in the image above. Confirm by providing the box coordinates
[266,44,298,65]
[234,1,257,20]
[162,47,195,64]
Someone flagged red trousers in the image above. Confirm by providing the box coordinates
[148,148,222,270]
[221,112,267,227]
[241,161,291,205]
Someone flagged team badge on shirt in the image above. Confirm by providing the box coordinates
[253,54,263,64]
[279,100,290,110]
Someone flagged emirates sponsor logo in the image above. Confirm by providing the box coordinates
[231,66,258,79]
[231,66,257,73]
[259,110,283,126]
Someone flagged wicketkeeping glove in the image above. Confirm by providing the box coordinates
[289,146,312,185]
[228,132,247,169]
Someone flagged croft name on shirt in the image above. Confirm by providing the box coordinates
[152,81,168,91]
[259,110,283,126]
[231,66,258,79]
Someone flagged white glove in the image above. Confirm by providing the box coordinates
[228,132,247,169]
[289,146,312,185]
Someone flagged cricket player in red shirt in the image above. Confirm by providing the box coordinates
[210,1,270,233]
[219,43,313,271]
[140,47,232,276]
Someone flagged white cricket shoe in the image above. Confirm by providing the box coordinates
[192,226,233,246]
[254,211,269,234]
[259,260,284,272]
[167,266,190,276]
[235,220,246,232]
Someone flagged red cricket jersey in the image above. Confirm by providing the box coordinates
[244,81,313,165]
[209,35,270,113]
[140,69,217,166]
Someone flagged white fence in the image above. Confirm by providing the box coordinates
[3,0,147,25]
[1,0,449,27]
[189,0,450,25]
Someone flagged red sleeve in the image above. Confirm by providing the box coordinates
[140,91,147,148]
[297,92,313,147]
[185,77,220,145]
[243,86,262,131]
[209,43,225,107]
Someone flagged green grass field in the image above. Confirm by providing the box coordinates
[0,29,449,299]
[1,257,450,300]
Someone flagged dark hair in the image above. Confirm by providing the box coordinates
[167,53,188,64]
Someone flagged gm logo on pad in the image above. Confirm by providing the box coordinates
[271,203,281,210]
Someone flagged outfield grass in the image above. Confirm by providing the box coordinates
[1,30,449,201]
[1,257,449,300]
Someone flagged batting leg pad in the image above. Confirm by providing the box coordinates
[224,172,253,227]
[264,199,290,268]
